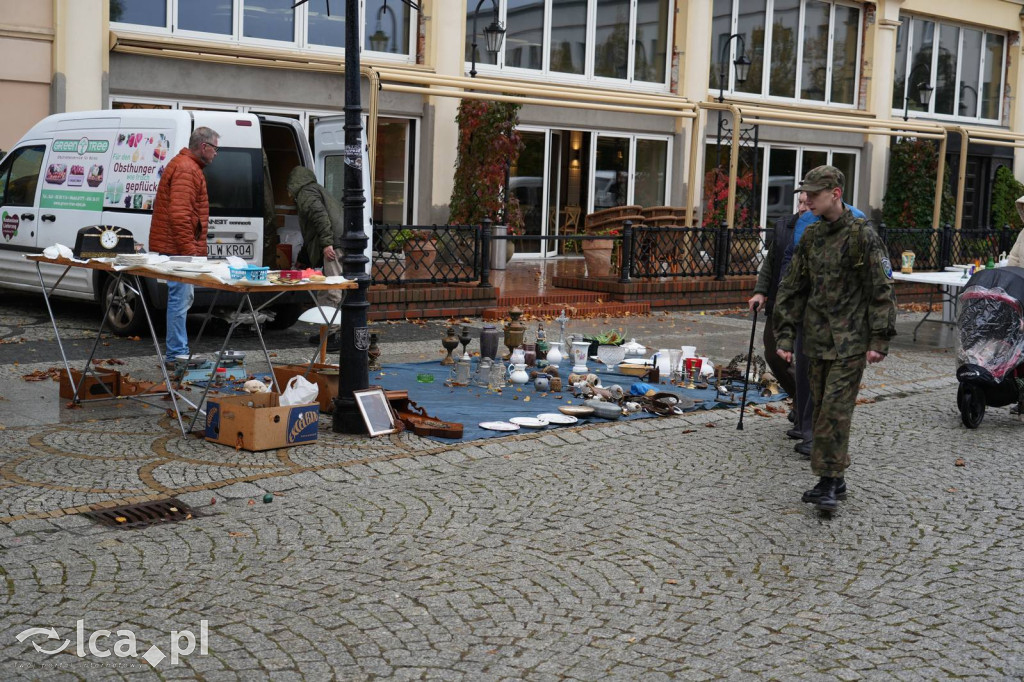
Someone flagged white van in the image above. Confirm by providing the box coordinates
[0,109,371,335]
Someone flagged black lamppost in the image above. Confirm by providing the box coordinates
[714,33,751,168]
[716,33,751,104]
[902,62,934,121]
[468,0,506,78]
[290,0,420,433]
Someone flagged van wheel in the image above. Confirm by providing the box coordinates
[265,303,303,330]
[102,275,148,337]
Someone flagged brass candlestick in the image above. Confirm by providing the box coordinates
[441,325,459,365]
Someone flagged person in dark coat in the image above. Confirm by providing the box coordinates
[286,166,344,350]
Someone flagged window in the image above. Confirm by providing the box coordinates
[0,146,45,207]
[110,0,415,58]
[710,0,862,107]
[893,14,1006,123]
[468,0,672,87]
[204,148,260,217]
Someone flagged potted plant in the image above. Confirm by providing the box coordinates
[582,225,619,277]
[583,329,626,357]
[390,229,436,280]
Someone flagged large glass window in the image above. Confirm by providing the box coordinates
[110,0,415,57]
[110,0,165,27]
[180,0,232,34]
[634,139,667,207]
[711,0,862,107]
[894,14,1005,123]
[468,0,671,87]
[308,0,345,48]
[550,2,587,75]
[506,0,544,70]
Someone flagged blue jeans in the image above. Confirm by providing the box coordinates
[165,281,194,362]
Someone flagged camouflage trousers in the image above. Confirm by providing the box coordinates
[807,354,867,478]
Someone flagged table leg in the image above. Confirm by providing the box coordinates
[133,274,188,435]
[35,263,76,400]
[187,295,251,434]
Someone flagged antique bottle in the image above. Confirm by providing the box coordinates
[479,323,500,360]
[503,307,526,360]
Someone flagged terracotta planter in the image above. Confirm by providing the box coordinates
[582,241,613,278]
[403,239,437,280]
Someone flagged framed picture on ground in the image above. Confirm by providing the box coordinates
[353,388,398,437]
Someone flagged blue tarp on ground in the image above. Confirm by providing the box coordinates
[374,361,786,442]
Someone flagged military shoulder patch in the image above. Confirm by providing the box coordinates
[881,257,893,279]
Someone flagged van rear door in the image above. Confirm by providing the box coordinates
[312,115,373,274]
[191,113,265,263]
[0,142,48,290]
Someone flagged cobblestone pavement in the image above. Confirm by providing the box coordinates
[0,304,1021,679]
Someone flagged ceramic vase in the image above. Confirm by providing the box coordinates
[571,340,591,373]
[479,324,500,360]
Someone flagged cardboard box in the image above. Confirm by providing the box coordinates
[59,368,121,400]
[272,363,338,413]
[205,393,319,451]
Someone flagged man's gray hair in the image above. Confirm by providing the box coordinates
[189,127,220,151]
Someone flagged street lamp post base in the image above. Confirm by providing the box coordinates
[332,396,368,434]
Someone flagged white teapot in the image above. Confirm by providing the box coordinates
[509,347,526,365]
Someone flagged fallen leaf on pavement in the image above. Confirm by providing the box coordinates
[954,458,966,467]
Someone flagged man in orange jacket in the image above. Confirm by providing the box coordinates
[150,126,219,366]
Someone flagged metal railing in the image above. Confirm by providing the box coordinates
[876,224,1017,271]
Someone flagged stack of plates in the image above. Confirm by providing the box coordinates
[115,253,148,267]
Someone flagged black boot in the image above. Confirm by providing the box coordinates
[801,476,847,508]
[325,333,342,353]
[308,332,322,345]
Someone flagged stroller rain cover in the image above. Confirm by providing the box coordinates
[956,266,1024,380]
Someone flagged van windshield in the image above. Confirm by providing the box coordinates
[204,148,260,217]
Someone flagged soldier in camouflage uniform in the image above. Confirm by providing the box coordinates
[773,165,897,513]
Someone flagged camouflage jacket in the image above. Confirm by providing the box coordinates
[773,209,897,359]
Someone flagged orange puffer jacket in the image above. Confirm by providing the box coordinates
[148,148,209,256]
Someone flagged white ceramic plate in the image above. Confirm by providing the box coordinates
[479,421,520,432]
[537,412,578,425]
[509,416,549,429]
[172,264,212,274]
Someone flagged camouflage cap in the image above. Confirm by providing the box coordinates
[795,165,845,193]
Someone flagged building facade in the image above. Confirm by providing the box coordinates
[3,0,1024,254]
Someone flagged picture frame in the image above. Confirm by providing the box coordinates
[353,388,398,437]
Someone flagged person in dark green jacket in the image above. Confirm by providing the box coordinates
[774,165,897,513]
[287,166,344,348]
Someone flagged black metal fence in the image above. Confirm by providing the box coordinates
[876,224,1017,271]
[368,219,1018,286]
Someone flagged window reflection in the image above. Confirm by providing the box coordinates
[634,0,668,83]
[550,1,587,75]
[110,0,165,26]
[244,0,294,42]
[800,1,829,101]
[180,0,232,34]
[735,0,766,96]
[830,5,858,105]
[934,24,960,116]
[594,0,629,79]
[594,137,630,209]
[768,0,799,98]
[365,0,410,54]
[634,139,666,207]
[982,34,1004,120]
[308,0,345,47]
[959,29,982,118]
[506,0,544,70]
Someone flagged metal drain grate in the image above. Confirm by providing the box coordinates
[83,498,195,529]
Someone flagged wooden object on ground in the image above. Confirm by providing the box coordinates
[386,390,464,439]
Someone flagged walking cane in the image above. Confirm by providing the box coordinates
[737,302,759,430]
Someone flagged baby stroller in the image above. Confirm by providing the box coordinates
[955,266,1024,428]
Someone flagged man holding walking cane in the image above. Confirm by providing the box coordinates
[773,166,896,513]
